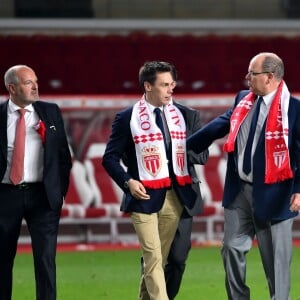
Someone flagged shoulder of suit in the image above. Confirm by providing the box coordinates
[238,90,250,98]
[175,103,199,119]
[34,100,58,107]
[0,99,8,107]
[173,102,187,111]
[34,101,61,113]
[290,95,300,103]
[174,101,197,111]
[234,90,250,104]
[117,106,133,117]
[115,106,133,123]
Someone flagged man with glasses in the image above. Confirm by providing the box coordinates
[188,52,300,300]
[103,61,207,300]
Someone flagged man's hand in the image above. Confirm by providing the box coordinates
[290,193,300,212]
[127,179,150,200]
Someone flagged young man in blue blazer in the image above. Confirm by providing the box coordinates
[103,61,207,299]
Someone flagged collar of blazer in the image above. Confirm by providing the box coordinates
[0,101,8,159]
[32,101,46,121]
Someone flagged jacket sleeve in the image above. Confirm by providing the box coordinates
[56,104,72,197]
[187,108,209,165]
[291,96,300,193]
[102,110,133,191]
[187,110,232,154]
[186,90,248,154]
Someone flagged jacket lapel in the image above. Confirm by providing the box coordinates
[33,102,46,121]
[0,101,8,160]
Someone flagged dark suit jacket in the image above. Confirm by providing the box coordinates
[188,90,300,221]
[102,102,208,215]
[175,102,208,217]
[0,100,72,211]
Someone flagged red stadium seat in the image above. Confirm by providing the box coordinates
[1,33,300,94]
[84,143,123,217]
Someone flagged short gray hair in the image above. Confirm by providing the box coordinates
[261,53,284,80]
[4,64,29,89]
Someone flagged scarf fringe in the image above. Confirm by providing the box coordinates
[142,177,171,189]
[265,169,294,184]
[142,175,192,189]
[223,142,233,153]
[176,175,193,186]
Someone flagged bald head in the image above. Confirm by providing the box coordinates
[4,65,34,89]
[4,64,39,108]
[251,52,284,81]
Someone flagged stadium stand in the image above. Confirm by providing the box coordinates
[1,33,300,95]
[2,31,300,244]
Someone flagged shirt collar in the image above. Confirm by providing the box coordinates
[260,89,277,108]
[8,99,34,113]
[148,97,173,113]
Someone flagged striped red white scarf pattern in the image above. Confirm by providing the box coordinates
[223,81,293,183]
[130,96,192,189]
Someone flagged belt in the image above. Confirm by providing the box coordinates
[0,182,42,190]
[16,182,31,190]
[240,179,253,186]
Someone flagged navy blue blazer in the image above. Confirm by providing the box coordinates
[188,90,300,221]
[0,100,72,211]
[102,102,207,214]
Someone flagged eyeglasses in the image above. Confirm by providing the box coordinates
[247,71,272,77]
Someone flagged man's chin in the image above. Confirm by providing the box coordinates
[23,99,38,106]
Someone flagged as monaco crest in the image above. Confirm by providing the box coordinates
[176,144,185,173]
[273,151,286,168]
[142,145,162,177]
[231,119,237,132]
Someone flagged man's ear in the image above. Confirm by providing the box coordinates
[7,83,16,95]
[144,81,152,92]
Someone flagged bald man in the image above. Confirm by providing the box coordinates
[0,65,72,299]
[188,52,300,300]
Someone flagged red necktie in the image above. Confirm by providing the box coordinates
[10,108,26,185]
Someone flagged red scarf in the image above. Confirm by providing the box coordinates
[223,81,293,184]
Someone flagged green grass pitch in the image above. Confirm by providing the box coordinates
[12,246,300,299]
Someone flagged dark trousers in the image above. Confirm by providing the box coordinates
[165,216,193,299]
[0,183,60,300]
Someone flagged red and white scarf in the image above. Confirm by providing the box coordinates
[223,80,293,184]
[130,96,192,189]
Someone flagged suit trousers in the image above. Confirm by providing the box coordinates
[221,182,275,300]
[131,189,183,300]
[165,216,193,299]
[0,183,60,300]
[271,218,293,300]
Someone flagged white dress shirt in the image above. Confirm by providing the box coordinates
[2,100,44,184]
